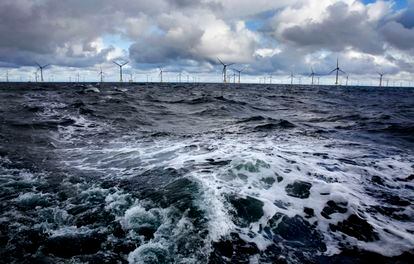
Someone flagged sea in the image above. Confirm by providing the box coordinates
[0,82,413,263]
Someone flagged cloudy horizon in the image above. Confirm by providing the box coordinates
[0,0,413,85]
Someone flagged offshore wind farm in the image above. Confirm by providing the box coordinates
[2,57,413,87]
[0,1,414,264]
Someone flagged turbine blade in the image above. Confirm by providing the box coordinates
[328,69,336,75]
[217,57,225,66]
[339,69,346,74]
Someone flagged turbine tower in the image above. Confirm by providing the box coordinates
[113,60,129,82]
[217,57,234,83]
[159,68,164,83]
[177,72,182,83]
[6,70,9,82]
[290,72,295,85]
[35,62,50,82]
[328,58,346,85]
[99,67,104,83]
[309,67,316,85]
[232,68,245,84]
[378,72,385,87]
[34,70,39,82]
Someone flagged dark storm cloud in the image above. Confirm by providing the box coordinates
[396,1,414,29]
[381,21,414,51]
[0,0,213,68]
[129,30,204,64]
[0,0,115,67]
[279,2,384,55]
[380,2,414,52]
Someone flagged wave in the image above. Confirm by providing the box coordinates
[1,83,413,263]
[253,120,296,131]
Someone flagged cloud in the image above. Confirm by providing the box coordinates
[129,11,258,66]
[381,21,414,51]
[0,0,412,80]
[270,1,385,54]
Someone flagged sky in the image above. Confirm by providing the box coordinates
[0,0,413,85]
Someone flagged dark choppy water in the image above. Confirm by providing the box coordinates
[0,83,413,264]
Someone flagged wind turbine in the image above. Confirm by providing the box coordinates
[232,67,245,84]
[328,58,346,85]
[34,70,39,82]
[309,67,316,85]
[217,57,234,83]
[346,74,349,86]
[99,67,104,83]
[6,70,9,82]
[378,72,385,87]
[35,62,50,82]
[113,60,129,82]
[159,68,164,83]
[289,72,295,85]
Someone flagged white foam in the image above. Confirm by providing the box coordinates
[127,241,169,264]
[15,192,49,205]
[121,204,165,233]
[105,189,133,216]
[57,131,414,258]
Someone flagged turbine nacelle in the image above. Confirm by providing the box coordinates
[35,62,50,82]
[113,60,129,82]
[328,58,346,85]
[217,57,234,83]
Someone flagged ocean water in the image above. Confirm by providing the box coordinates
[0,83,413,263]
